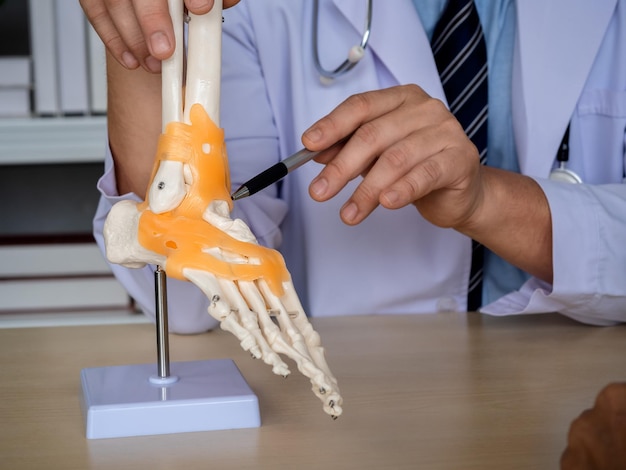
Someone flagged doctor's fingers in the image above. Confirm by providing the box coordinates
[81,0,218,73]
[81,0,168,72]
[132,0,238,60]
[308,121,405,206]
[338,124,476,226]
[81,0,145,70]
[332,137,421,225]
[308,89,444,202]
[303,84,435,152]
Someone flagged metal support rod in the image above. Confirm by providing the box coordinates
[154,265,171,378]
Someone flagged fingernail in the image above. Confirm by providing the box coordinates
[310,177,328,198]
[304,127,322,143]
[121,51,139,69]
[341,202,358,223]
[187,0,211,10]
[382,190,399,206]
[144,55,162,73]
[150,31,171,56]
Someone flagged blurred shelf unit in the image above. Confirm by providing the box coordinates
[0,1,122,318]
[0,115,106,164]
[0,56,31,117]
[0,243,131,313]
[0,0,107,165]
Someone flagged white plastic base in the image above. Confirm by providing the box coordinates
[80,359,261,439]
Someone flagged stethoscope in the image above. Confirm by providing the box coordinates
[549,124,583,184]
[312,0,373,84]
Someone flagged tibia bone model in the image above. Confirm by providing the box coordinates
[102,0,342,417]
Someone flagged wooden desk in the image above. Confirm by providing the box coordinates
[1,313,624,469]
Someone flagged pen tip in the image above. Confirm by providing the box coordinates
[231,186,250,201]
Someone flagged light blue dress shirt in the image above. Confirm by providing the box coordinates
[411,0,530,305]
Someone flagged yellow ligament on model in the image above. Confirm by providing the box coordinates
[137,103,290,297]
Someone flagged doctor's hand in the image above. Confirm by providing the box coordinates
[80,0,241,73]
[303,84,483,231]
[303,84,554,283]
[561,383,626,470]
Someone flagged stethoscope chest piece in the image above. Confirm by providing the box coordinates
[549,165,583,184]
[549,123,583,184]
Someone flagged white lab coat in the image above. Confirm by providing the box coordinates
[93,0,626,332]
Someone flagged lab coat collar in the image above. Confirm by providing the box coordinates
[331,0,447,101]
[513,0,617,177]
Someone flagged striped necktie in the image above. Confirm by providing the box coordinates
[431,0,488,311]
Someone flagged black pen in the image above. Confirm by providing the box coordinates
[231,137,349,201]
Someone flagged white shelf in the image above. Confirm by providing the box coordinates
[0,277,129,311]
[0,309,149,329]
[0,116,107,164]
[0,243,112,277]
[0,242,127,313]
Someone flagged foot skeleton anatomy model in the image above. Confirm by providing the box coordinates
[103,1,342,418]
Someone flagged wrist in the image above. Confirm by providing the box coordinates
[454,167,554,282]
[451,165,490,238]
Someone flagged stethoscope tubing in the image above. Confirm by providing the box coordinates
[312,0,373,79]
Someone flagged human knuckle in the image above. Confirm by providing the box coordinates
[402,83,423,94]
[353,182,379,205]
[141,9,169,26]
[420,159,444,185]
[319,114,341,135]
[103,35,123,52]
[381,145,410,170]
[353,122,380,147]
[426,97,450,117]
[442,113,461,131]
[105,0,125,9]
[102,34,126,54]
[401,84,427,103]
[346,92,373,115]
[126,36,148,53]
[402,174,421,198]
[324,159,351,181]
[86,5,111,26]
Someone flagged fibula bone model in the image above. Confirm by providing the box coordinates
[102,0,342,418]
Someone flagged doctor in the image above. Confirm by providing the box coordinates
[83,0,626,331]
